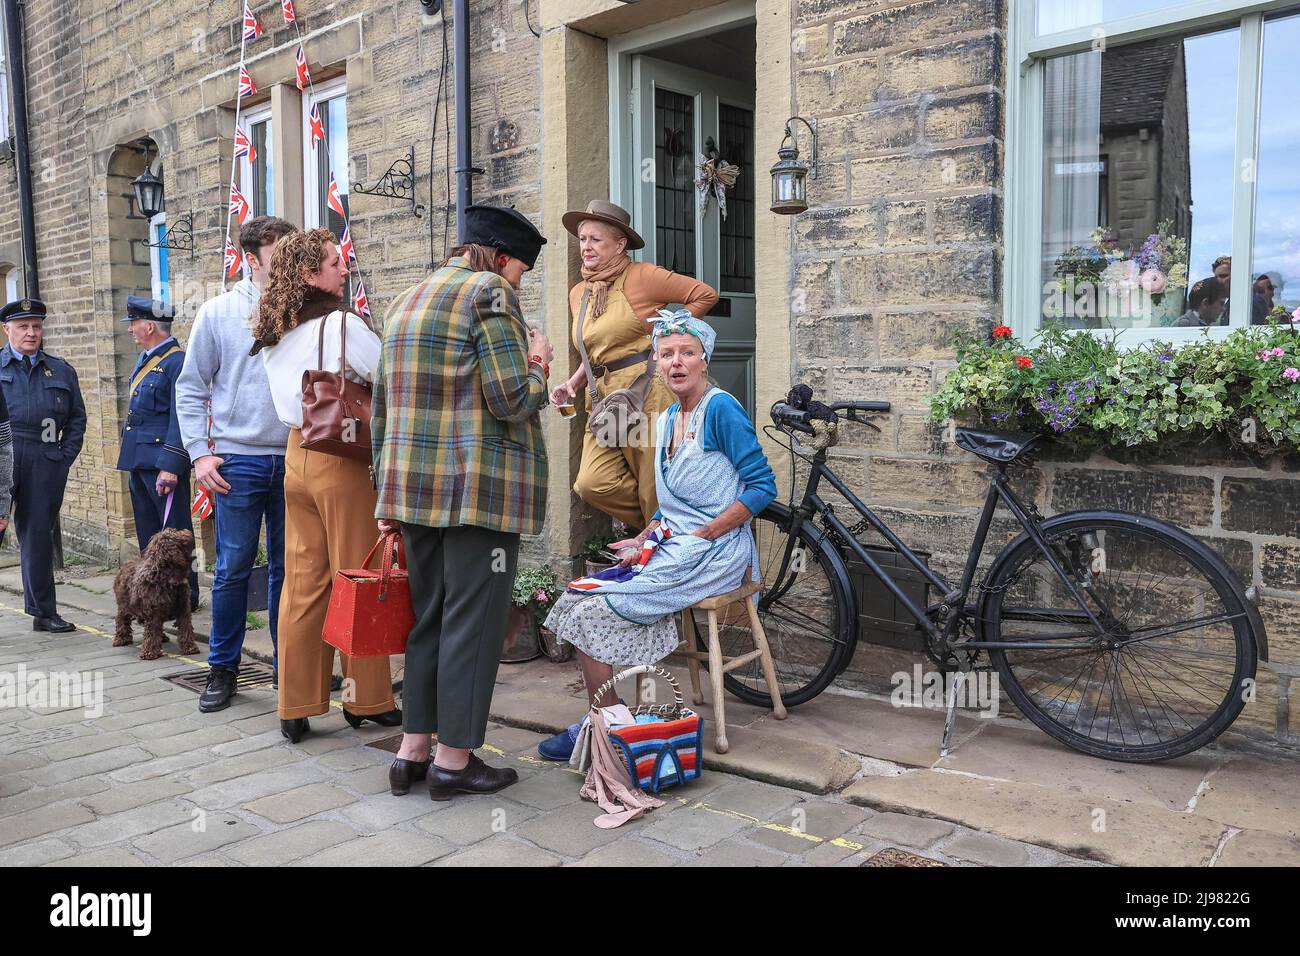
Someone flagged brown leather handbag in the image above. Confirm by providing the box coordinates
[300,311,373,463]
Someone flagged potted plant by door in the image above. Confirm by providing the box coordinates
[521,565,570,663]
[246,542,270,613]
[501,565,556,663]
[581,529,620,577]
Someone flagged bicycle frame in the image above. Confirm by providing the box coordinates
[773,448,1111,653]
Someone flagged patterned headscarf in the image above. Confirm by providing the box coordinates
[651,309,717,362]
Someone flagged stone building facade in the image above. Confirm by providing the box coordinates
[1,0,1295,742]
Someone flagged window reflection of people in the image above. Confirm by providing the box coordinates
[1206,256,1227,323]
[1175,277,1227,327]
[1251,272,1282,323]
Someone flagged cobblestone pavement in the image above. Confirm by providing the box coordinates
[0,601,1101,867]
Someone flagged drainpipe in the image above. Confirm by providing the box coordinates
[453,0,476,239]
[2,0,39,299]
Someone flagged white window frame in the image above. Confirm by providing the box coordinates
[301,77,347,230]
[238,101,274,219]
[1,268,17,304]
[148,211,168,303]
[1005,0,1298,344]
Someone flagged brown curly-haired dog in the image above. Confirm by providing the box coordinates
[113,528,199,660]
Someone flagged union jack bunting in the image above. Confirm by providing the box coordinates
[308,101,325,148]
[242,3,263,41]
[229,184,251,225]
[353,279,370,319]
[281,0,296,24]
[340,224,356,263]
[294,45,311,92]
[326,173,346,218]
[233,126,256,163]
[238,65,257,98]
[224,237,242,278]
[192,487,214,522]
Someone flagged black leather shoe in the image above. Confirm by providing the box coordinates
[280,717,310,743]
[427,752,518,801]
[389,757,429,796]
[198,667,238,713]
[344,707,403,730]
[33,615,75,633]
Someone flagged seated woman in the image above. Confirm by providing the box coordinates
[538,311,777,760]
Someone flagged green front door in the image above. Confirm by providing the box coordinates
[630,55,757,416]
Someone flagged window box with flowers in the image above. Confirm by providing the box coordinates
[930,310,1300,457]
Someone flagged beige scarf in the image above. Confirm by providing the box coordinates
[580,253,631,319]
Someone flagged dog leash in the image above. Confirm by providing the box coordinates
[162,489,174,526]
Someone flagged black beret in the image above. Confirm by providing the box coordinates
[0,298,45,323]
[460,204,548,270]
[125,295,176,322]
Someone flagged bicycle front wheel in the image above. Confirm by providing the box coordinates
[692,502,854,708]
[981,514,1256,762]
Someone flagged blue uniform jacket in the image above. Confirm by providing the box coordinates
[116,337,190,475]
[0,343,86,464]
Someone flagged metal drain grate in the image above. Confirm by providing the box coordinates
[165,661,276,693]
[860,847,945,867]
[366,733,404,754]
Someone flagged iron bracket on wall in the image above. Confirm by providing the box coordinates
[138,210,194,255]
[352,146,425,218]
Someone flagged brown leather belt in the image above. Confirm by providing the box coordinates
[590,349,651,378]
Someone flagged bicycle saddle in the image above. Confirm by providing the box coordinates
[954,428,1042,464]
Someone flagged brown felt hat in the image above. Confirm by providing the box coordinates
[561,199,645,250]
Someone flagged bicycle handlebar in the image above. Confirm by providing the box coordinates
[769,397,891,434]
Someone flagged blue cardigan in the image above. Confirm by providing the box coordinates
[655,389,777,520]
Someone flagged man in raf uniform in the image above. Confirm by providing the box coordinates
[0,298,87,632]
[117,295,199,609]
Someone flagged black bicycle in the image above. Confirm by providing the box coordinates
[698,385,1267,762]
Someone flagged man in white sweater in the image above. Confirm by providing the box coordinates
[176,216,296,713]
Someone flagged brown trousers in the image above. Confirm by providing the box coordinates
[278,429,396,720]
[572,374,673,528]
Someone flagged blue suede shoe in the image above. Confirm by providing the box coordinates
[537,721,581,761]
[537,698,624,761]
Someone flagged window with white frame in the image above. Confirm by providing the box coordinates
[238,103,275,218]
[149,211,169,305]
[1,268,17,304]
[1007,1,1300,342]
[302,78,348,236]
[0,25,10,141]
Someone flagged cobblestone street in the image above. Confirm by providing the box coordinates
[0,597,1101,867]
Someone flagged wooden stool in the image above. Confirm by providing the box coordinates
[672,579,787,753]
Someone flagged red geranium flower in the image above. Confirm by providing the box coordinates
[1015,355,1033,369]
[992,325,1012,339]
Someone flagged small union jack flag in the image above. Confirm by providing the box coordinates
[281,0,296,24]
[242,3,263,41]
[234,126,256,163]
[340,224,356,263]
[326,172,346,218]
[192,487,214,522]
[353,279,370,319]
[308,101,325,148]
[294,45,311,92]
[230,184,251,225]
[238,65,257,98]
[224,237,242,278]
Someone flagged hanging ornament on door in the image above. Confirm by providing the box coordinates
[695,152,740,220]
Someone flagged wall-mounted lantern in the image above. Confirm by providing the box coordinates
[131,146,194,254]
[769,116,818,215]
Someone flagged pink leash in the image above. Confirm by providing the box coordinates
[162,489,174,526]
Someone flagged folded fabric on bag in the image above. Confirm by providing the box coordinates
[580,707,665,829]
[566,525,672,592]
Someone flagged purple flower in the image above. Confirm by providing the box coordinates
[1284,367,1300,383]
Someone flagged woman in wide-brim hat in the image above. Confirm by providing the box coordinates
[550,199,718,529]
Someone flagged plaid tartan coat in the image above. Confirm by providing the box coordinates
[372,257,549,535]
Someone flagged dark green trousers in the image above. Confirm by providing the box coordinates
[400,522,519,748]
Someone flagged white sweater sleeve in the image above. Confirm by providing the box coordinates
[341,313,382,385]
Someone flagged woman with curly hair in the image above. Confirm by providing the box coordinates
[251,227,400,744]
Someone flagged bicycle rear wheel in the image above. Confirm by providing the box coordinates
[981,514,1256,762]
[691,503,854,708]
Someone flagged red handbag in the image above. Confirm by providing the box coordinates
[322,531,414,657]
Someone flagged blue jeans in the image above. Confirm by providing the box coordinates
[208,453,285,673]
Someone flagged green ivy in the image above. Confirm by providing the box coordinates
[930,313,1300,454]
[512,564,561,616]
